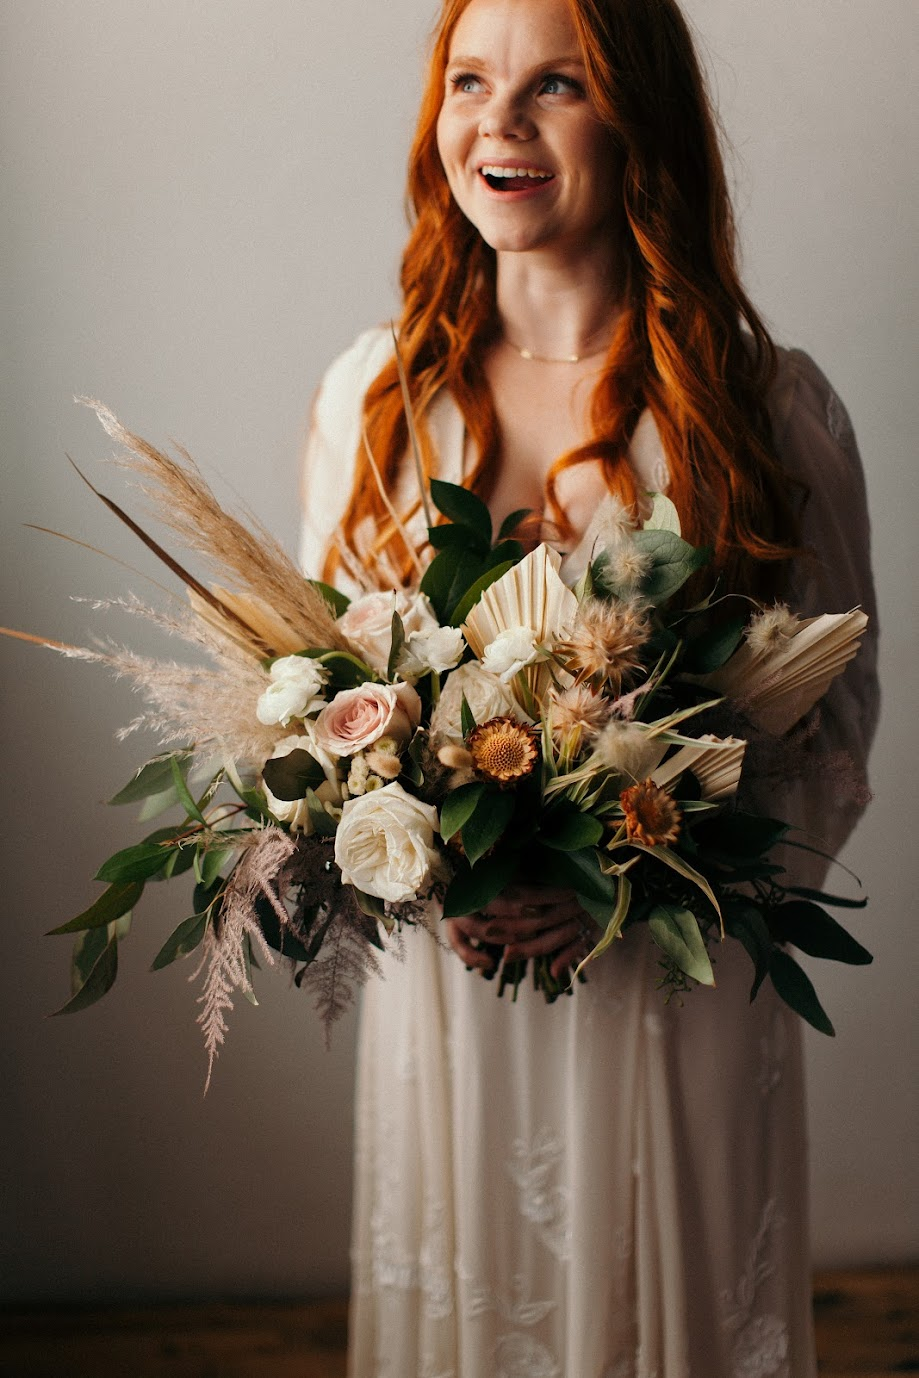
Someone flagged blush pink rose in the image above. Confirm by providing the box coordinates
[312,681,421,757]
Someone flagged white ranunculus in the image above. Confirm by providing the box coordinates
[399,624,466,679]
[334,782,442,903]
[338,589,439,675]
[430,661,531,745]
[256,655,328,727]
[481,625,540,682]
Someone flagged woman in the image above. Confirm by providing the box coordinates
[301,0,878,1373]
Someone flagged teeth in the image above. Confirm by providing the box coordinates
[481,165,552,180]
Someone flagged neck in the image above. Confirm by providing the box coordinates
[494,241,623,363]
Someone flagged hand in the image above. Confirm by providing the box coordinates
[445,884,599,984]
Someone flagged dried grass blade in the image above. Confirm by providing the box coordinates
[361,422,424,578]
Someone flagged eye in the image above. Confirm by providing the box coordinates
[449,71,485,95]
[539,73,583,97]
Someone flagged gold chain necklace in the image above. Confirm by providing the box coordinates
[502,334,611,366]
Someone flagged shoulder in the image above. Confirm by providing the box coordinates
[311,324,395,439]
[768,346,863,496]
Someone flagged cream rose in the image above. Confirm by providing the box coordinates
[430,661,531,745]
[256,655,328,727]
[313,681,422,757]
[334,782,442,902]
[399,624,466,679]
[338,590,439,675]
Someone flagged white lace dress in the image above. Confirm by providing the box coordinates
[300,327,879,1378]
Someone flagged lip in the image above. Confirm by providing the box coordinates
[475,158,557,201]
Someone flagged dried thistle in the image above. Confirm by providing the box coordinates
[556,597,650,692]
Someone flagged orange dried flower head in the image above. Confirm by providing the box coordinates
[468,716,539,784]
[556,597,650,692]
[620,778,682,848]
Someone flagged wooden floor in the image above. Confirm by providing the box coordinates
[0,1268,915,1377]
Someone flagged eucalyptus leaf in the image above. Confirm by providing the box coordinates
[442,851,519,918]
[162,843,197,879]
[387,609,406,681]
[150,912,209,970]
[462,789,516,866]
[200,844,237,890]
[169,756,207,825]
[439,781,486,843]
[262,748,326,802]
[137,784,181,822]
[47,881,144,936]
[108,749,193,806]
[771,900,873,965]
[725,902,773,1000]
[96,837,176,884]
[56,927,118,1015]
[430,478,492,545]
[648,903,715,986]
[769,948,835,1035]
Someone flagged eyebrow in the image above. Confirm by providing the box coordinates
[446,54,586,70]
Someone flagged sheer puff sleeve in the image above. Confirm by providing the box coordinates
[765,348,880,880]
[298,325,394,580]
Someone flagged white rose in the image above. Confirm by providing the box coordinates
[398,624,466,679]
[262,734,342,832]
[481,625,540,681]
[430,661,531,745]
[338,590,439,675]
[334,782,442,903]
[256,655,328,727]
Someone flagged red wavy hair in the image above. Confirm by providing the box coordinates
[327,0,801,597]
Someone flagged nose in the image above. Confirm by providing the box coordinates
[478,91,535,141]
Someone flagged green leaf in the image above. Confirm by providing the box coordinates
[163,843,196,879]
[200,843,237,890]
[55,926,118,1015]
[462,789,516,866]
[429,478,492,545]
[419,548,458,621]
[702,811,789,859]
[644,492,681,534]
[725,902,773,1000]
[428,523,489,554]
[450,560,517,627]
[680,613,747,674]
[648,903,715,986]
[151,912,209,970]
[769,948,835,1035]
[262,748,326,802]
[169,756,207,825]
[96,838,176,884]
[442,851,519,918]
[439,781,486,843]
[306,788,338,835]
[47,881,144,936]
[572,874,632,979]
[541,807,604,852]
[315,650,377,689]
[353,888,389,923]
[444,550,490,623]
[387,609,406,681]
[307,578,350,616]
[630,529,711,604]
[137,784,182,822]
[627,842,722,928]
[784,885,868,910]
[498,507,532,540]
[460,694,477,739]
[771,900,873,965]
[108,749,193,806]
[538,847,618,906]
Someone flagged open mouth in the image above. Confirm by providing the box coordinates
[479,164,554,192]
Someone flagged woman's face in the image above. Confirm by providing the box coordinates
[435,0,618,259]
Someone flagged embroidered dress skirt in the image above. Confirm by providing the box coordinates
[347,922,816,1378]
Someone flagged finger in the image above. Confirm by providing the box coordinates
[445,919,495,971]
[550,939,591,984]
[504,920,584,962]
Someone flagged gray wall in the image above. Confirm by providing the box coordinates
[1,0,915,1303]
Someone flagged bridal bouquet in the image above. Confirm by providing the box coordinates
[5,401,871,1083]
